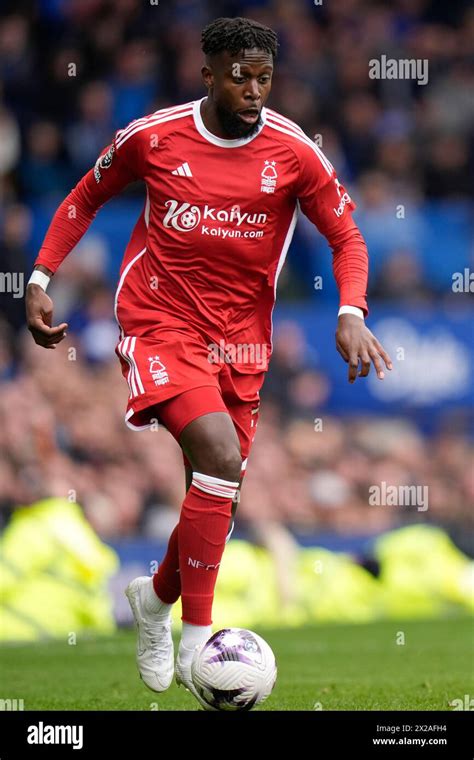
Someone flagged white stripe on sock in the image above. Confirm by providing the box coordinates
[192,471,239,500]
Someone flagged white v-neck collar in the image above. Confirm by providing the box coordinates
[193,97,266,148]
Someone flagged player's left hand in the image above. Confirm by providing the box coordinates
[335,313,393,383]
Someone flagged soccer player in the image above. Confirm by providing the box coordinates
[25,17,392,709]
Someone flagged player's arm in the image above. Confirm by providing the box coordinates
[26,125,145,349]
[296,146,392,382]
[26,263,67,349]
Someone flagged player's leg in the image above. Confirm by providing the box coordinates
[115,320,229,696]
[148,465,242,622]
[119,327,257,702]
[179,362,263,541]
[129,384,238,705]
[138,403,241,708]
[170,371,264,708]
[159,366,261,617]
[173,411,241,667]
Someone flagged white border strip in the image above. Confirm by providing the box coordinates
[114,247,146,339]
[116,109,193,149]
[265,116,333,176]
[128,336,145,394]
[269,202,300,351]
[116,101,194,143]
[117,336,137,398]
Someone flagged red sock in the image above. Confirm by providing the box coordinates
[178,472,238,625]
[153,525,181,604]
[152,493,238,606]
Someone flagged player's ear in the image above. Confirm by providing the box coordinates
[201,64,214,90]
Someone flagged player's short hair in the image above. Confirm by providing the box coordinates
[201,17,278,59]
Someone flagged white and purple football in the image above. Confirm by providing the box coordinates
[191,628,277,711]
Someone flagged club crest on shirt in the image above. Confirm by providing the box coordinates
[94,145,115,183]
[148,355,169,386]
[261,160,278,193]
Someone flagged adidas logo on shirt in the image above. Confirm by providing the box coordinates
[171,162,193,177]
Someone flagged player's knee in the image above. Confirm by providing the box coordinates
[194,442,242,483]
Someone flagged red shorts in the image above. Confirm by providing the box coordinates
[115,327,265,471]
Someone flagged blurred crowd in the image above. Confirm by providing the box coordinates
[0,0,473,301]
[0,1,472,547]
[1,0,472,199]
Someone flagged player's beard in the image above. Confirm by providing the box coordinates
[216,102,262,139]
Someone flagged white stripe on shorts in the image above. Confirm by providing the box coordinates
[117,336,145,398]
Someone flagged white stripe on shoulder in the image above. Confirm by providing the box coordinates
[265,109,306,135]
[116,115,156,141]
[116,108,193,149]
[152,101,195,117]
[266,113,334,174]
[116,102,194,143]
[265,116,333,176]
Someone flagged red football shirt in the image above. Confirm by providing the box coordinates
[35,99,368,371]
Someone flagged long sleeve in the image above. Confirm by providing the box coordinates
[34,122,147,273]
[295,143,369,315]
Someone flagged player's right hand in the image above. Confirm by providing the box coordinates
[25,284,68,349]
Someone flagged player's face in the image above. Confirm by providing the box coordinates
[203,48,273,138]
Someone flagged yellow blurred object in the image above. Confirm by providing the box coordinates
[374,524,474,618]
[0,498,119,641]
[297,548,386,623]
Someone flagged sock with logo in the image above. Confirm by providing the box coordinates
[178,471,238,625]
[153,493,238,607]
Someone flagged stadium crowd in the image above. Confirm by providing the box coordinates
[1,0,472,205]
[0,0,472,547]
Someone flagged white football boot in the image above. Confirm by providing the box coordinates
[175,643,218,711]
[125,576,174,692]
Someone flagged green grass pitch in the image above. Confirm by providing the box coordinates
[1,617,472,711]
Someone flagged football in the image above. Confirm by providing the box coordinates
[191,628,277,711]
